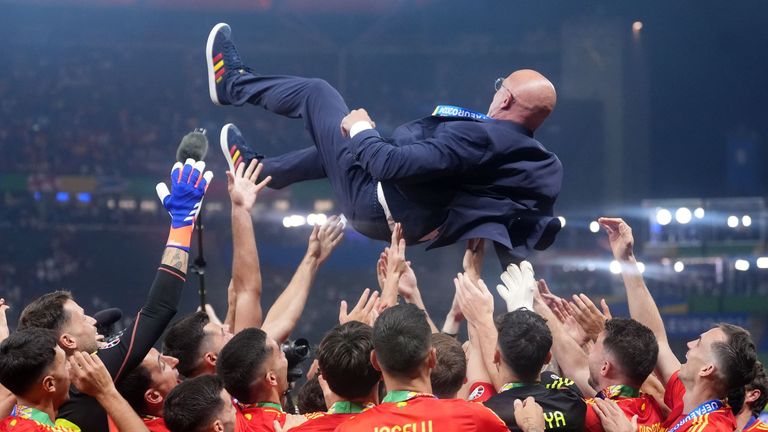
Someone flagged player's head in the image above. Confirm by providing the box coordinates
[588,318,658,389]
[163,311,233,378]
[680,323,757,395]
[317,321,380,400]
[217,327,287,404]
[743,362,768,417]
[495,309,552,383]
[18,291,100,354]
[164,375,236,432]
[297,376,327,414]
[372,304,436,381]
[0,328,71,408]
[430,333,467,399]
[487,69,556,131]
[117,348,180,417]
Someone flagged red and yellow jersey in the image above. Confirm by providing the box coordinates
[743,417,768,432]
[235,402,286,432]
[584,391,665,432]
[142,417,169,432]
[466,382,496,403]
[335,392,507,432]
[0,417,78,432]
[290,412,352,432]
[662,372,735,432]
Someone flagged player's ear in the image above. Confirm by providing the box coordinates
[544,351,552,365]
[427,348,437,370]
[370,350,383,372]
[494,348,501,366]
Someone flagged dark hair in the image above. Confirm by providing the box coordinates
[712,323,757,393]
[496,309,552,382]
[747,362,768,416]
[0,328,60,395]
[297,376,327,414]
[216,327,271,403]
[18,291,73,333]
[430,333,466,398]
[318,322,379,399]
[116,365,152,415]
[602,318,659,386]
[164,375,226,432]
[372,304,431,377]
[163,311,209,377]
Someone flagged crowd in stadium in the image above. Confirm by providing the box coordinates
[0,154,764,432]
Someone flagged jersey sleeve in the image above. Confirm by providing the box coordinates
[467,382,497,403]
[664,371,686,422]
[468,402,509,431]
[540,371,584,398]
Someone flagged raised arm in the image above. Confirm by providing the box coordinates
[262,216,344,343]
[598,217,680,383]
[227,160,272,333]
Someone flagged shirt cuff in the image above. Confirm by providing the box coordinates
[350,121,374,138]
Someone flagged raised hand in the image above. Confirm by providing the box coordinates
[227,159,272,211]
[381,223,407,309]
[592,398,638,432]
[156,158,213,252]
[340,108,376,138]
[496,261,536,312]
[339,288,380,326]
[462,239,486,283]
[598,218,635,262]
[68,351,116,398]
[455,272,494,327]
[306,215,345,264]
[569,294,612,342]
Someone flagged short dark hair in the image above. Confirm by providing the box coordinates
[430,333,466,398]
[712,323,757,393]
[216,327,271,403]
[318,322,379,399]
[18,291,73,333]
[297,376,327,414]
[0,328,60,395]
[372,304,431,377]
[602,318,659,386]
[116,365,152,415]
[164,375,226,432]
[496,309,552,382]
[163,311,209,377]
[747,362,768,416]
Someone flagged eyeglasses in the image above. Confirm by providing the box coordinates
[494,77,513,98]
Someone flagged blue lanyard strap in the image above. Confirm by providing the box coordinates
[431,105,490,121]
[668,399,725,432]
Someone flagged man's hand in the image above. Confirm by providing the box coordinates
[514,397,545,432]
[455,272,494,327]
[227,159,272,211]
[462,239,485,283]
[306,215,344,264]
[156,159,213,252]
[340,108,376,138]
[598,218,635,262]
[593,398,638,432]
[569,294,612,342]
[496,261,536,312]
[381,223,407,309]
[68,351,116,399]
[339,288,380,326]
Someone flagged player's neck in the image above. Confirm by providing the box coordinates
[382,373,432,396]
[16,396,57,425]
[499,366,531,386]
[682,380,722,413]
[597,377,639,392]
[736,406,755,431]
[253,387,282,406]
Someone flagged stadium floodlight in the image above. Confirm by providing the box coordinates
[727,216,739,228]
[656,208,672,226]
[636,262,646,274]
[609,260,622,274]
[756,257,768,269]
[734,259,750,271]
[675,208,692,224]
[673,261,684,273]
[742,215,752,227]
[694,207,705,219]
[589,221,600,233]
[558,216,566,228]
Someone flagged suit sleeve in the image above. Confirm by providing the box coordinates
[349,125,490,183]
[97,264,186,382]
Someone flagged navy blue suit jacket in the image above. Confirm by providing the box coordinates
[349,115,563,265]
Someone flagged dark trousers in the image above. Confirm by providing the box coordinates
[226,73,391,241]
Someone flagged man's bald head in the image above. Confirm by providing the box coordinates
[487,69,556,131]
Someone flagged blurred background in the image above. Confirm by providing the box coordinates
[1,0,767,362]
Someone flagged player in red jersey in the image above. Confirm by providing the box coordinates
[216,328,307,431]
[599,218,758,432]
[737,363,768,432]
[0,329,149,432]
[336,304,508,432]
[163,375,237,432]
[289,321,380,431]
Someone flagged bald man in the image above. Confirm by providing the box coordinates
[207,23,563,266]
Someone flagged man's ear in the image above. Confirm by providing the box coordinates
[601,360,611,377]
[42,374,57,395]
[266,370,278,387]
[494,348,501,366]
[370,350,382,372]
[426,348,437,370]
[746,388,762,404]
[700,363,716,378]
[204,352,218,368]
[212,419,224,432]
[59,333,77,351]
[145,388,163,405]
[544,351,552,366]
